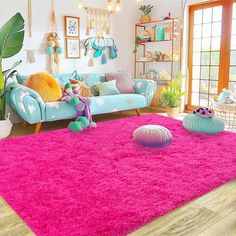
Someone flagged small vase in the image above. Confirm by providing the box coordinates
[167,107,180,118]
[140,15,151,24]
[0,113,13,139]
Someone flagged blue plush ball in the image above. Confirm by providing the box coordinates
[56,47,63,54]
[45,47,54,55]
[183,114,225,134]
[133,125,172,148]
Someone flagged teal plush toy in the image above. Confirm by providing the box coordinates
[69,117,90,132]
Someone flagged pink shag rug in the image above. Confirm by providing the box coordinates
[0,114,236,235]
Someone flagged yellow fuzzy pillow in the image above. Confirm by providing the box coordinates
[27,72,62,102]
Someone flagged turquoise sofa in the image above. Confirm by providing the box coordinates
[7,73,157,132]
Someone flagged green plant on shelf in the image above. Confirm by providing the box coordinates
[133,36,142,53]
[159,72,186,108]
[139,5,154,16]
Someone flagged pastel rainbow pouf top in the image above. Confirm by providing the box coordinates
[133,125,172,148]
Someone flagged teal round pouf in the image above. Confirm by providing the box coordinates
[183,114,225,134]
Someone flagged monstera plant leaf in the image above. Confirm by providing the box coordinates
[0,13,25,90]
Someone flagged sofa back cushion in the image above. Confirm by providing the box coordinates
[16,73,74,86]
[106,71,135,94]
[16,72,105,96]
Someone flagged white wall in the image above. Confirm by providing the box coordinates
[0,0,182,123]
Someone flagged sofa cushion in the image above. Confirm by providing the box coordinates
[106,71,135,94]
[45,94,146,121]
[95,80,120,96]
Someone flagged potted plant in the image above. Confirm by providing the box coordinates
[159,72,186,118]
[139,5,154,24]
[0,13,25,139]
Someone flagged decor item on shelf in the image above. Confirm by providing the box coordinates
[159,69,171,81]
[61,82,96,132]
[183,113,225,134]
[25,0,35,63]
[155,26,165,41]
[46,0,63,73]
[164,12,172,20]
[139,5,154,23]
[84,37,117,66]
[164,26,172,40]
[85,7,112,36]
[159,72,186,118]
[26,72,62,102]
[141,69,158,81]
[133,125,172,148]
[0,13,25,139]
[145,51,153,59]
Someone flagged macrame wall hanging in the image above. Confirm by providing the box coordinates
[45,0,63,74]
[85,7,112,37]
[26,0,35,63]
[84,37,117,67]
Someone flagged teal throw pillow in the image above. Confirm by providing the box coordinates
[96,80,120,96]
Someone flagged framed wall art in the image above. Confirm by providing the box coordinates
[66,38,80,59]
[64,16,80,37]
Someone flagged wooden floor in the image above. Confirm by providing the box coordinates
[1,109,236,236]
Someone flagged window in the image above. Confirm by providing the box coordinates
[229,2,236,91]
[187,0,236,109]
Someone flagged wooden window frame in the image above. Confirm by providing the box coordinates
[186,0,235,111]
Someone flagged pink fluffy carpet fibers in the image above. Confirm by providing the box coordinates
[0,114,236,235]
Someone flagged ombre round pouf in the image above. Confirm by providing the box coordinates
[133,125,173,148]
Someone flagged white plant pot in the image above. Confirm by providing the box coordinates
[166,107,180,118]
[0,113,13,139]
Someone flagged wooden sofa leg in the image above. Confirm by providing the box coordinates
[22,121,28,127]
[136,109,141,116]
[35,122,42,134]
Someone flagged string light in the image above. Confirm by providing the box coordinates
[115,0,121,12]
[77,0,83,9]
[107,0,113,11]
[77,0,141,12]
